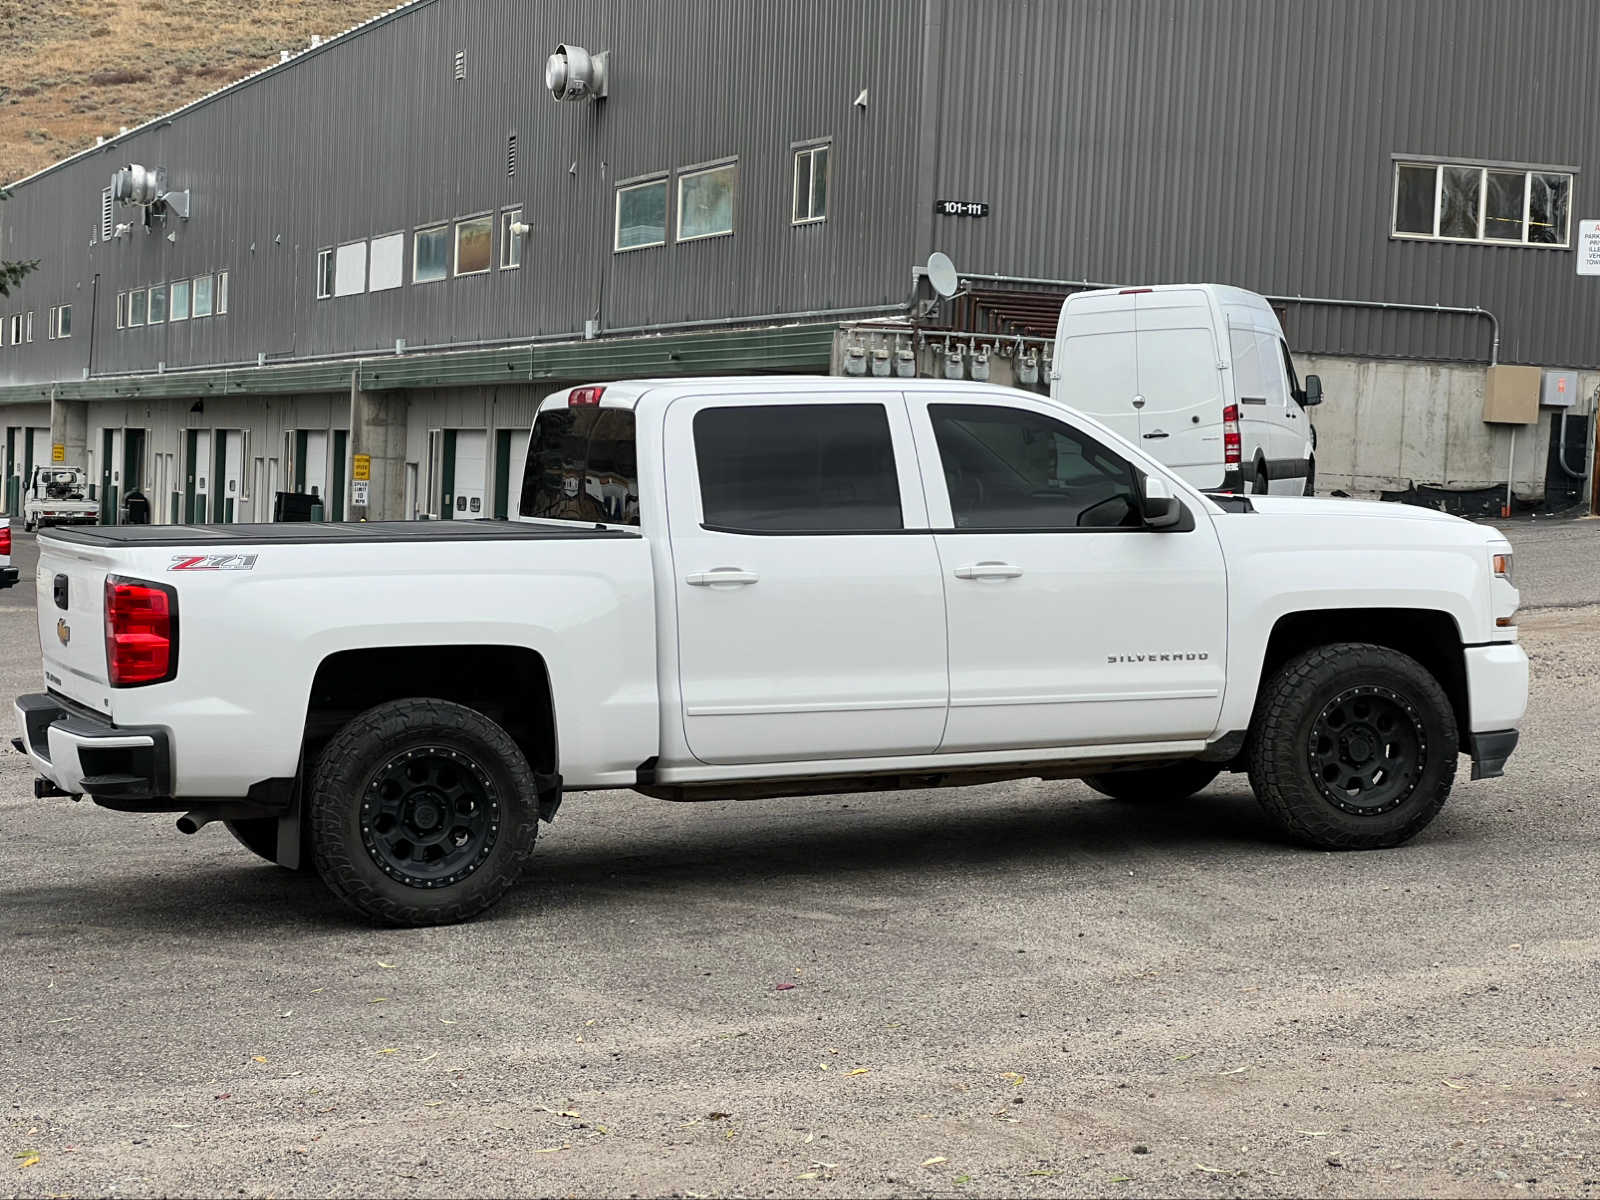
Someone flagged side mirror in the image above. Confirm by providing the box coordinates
[1141,474,1184,530]
[1302,374,1323,407]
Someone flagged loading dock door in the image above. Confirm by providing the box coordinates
[452,430,487,518]
[300,431,329,504]
[189,430,211,523]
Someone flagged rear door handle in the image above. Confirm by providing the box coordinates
[953,562,1023,581]
[1142,430,1169,439]
[686,569,760,587]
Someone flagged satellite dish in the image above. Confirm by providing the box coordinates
[926,251,959,298]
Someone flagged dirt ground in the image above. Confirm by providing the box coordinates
[1,520,1597,1199]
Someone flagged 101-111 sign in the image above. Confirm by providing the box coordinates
[935,200,989,218]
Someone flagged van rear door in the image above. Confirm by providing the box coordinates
[1052,290,1140,447]
[1133,289,1226,490]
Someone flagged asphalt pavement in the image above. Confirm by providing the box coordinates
[1,517,1597,1199]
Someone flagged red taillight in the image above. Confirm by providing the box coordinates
[104,576,178,687]
[569,385,605,406]
[0,524,10,556]
[1222,403,1242,465]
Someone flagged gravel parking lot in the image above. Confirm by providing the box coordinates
[2,518,1598,1199]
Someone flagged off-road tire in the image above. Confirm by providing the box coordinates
[1247,643,1457,850]
[1083,761,1222,802]
[310,698,540,926]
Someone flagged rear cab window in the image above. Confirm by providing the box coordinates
[520,405,640,525]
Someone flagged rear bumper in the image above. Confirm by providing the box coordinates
[12,692,172,803]
[0,566,17,589]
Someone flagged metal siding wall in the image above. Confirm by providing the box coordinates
[926,0,1600,366]
[0,0,921,389]
[6,0,1600,386]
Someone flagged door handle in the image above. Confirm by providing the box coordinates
[686,568,760,587]
[1142,430,1170,439]
[953,562,1023,581]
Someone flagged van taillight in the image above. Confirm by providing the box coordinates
[569,386,605,406]
[0,524,10,556]
[104,576,178,687]
[1222,403,1242,465]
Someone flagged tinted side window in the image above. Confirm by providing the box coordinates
[694,404,903,532]
[930,404,1141,530]
[520,407,640,525]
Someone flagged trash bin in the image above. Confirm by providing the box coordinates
[120,489,151,525]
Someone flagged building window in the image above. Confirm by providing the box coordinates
[793,144,830,225]
[453,216,492,276]
[1392,159,1574,247]
[316,247,335,298]
[414,224,448,283]
[129,290,147,327]
[500,207,523,270]
[170,279,191,322]
[614,177,668,251]
[678,161,737,242]
[54,304,72,338]
[333,242,366,297]
[148,284,168,324]
[24,311,33,342]
[194,274,214,317]
[369,234,404,291]
[116,292,127,329]
[7,314,18,345]
[217,271,230,314]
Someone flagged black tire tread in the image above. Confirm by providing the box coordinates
[1247,642,1457,850]
[310,698,540,927]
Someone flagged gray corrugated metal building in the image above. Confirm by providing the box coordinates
[2,0,1597,521]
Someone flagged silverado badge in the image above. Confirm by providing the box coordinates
[56,618,70,647]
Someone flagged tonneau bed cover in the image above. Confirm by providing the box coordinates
[41,520,639,548]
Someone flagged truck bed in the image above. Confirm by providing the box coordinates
[41,520,639,548]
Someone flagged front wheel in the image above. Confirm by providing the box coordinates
[1248,643,1458,849]
[1083,760,1221,802]
[309,698,541,926]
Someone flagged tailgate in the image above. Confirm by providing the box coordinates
[35,538,114,712]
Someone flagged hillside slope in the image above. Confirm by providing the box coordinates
[1,0,395,183]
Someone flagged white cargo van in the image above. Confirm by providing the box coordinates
[1051,284,1322,494]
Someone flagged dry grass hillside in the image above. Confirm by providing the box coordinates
[1,0,395,183]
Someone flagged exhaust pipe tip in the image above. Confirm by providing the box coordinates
[176,810,216,835]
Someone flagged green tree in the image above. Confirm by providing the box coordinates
[0,185,38,298]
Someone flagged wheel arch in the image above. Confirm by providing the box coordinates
[1256,608,1469,745]
[303,644,558,786]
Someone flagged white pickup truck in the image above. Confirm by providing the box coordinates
[14,378,1528,926]
[23,465,99,532]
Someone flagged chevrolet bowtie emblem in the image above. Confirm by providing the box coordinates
[56,618,70,647]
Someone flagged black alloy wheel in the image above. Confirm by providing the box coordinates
[1307,685,1425,816]
[361,745,501,888]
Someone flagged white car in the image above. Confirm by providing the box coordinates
[1053,283,1319,495]
[0,520,15,589]
[23,465,99,532]
[15,378,1527,926]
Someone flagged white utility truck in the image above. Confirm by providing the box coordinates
[23,465,100,532]
[15,378,1527,926]
[0,521,15,589]
[1053,284,1320,495]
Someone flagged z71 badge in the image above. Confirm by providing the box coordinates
[169,554,259,572]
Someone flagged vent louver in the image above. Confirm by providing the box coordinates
[454,49,466,81]
[507,133,518,177]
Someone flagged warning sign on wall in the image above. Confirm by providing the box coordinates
[51,444,65,462]
[1577,219,1600,275]
[352,479,370,507]
[352,453,371,481]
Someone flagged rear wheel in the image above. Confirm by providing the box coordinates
[1083,760,1221,802]
[1247,458,1269,495]
[1247,643,1457,849]
[309,698,540,926]
[1303,457,1316,497]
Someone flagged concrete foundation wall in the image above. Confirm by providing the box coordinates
[1302,356,1598,502]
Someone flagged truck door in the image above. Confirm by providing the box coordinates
[908,390,1228,752]
[665,392,948,766]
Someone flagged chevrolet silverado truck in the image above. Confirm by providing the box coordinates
[13,378,1528,926]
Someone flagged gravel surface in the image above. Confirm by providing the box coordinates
[1,518,1597,1199]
